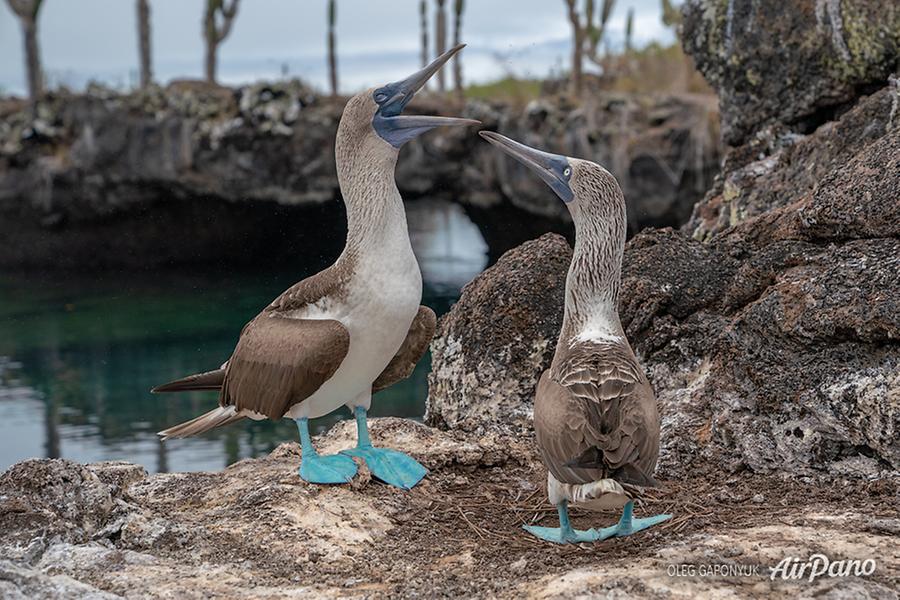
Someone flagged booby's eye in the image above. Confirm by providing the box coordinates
[375,92,388,103]
[563,167,571,178]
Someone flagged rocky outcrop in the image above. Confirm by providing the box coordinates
[686,81,900,240]
[682,0,900,146]
[425,234,571,432]
[2,419,897,598]
[0,82,718,269]
[471,93,720,255]
[426,2,900,479]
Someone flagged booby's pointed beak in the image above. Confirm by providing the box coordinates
[373,44,480,147]
[479,131,574,203]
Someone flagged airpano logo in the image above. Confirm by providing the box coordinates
[769,554,877,582]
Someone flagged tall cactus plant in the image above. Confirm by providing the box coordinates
[203,0,240,84]
[624,7,634,53]
[434,0,447,92]
[327,0,338,97]
[564,0,616,96]
[420,0,429,70]
[452,0,464,101]
[5,0,45,103]
[137,0,153,88]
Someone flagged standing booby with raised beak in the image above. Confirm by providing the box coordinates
[479,131,671,543]
[152,45,478,490]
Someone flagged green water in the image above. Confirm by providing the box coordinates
[0,268,461,473]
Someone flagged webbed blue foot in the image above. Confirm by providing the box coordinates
[295,418,357,484]
[340,407,427,490]
[523,524,601,543]
[596,500,671,540]
[523,501,600,544]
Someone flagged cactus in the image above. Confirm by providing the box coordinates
[625,7,633,53]
[203,0,240,84]
[137,0,153,88]
[327,0,338,97]
[453,0,464,101]
[420,0,429,71]
[5,0,45,103]
[661,0,681,29]
[434,0,447,92]
[564,0,615,96]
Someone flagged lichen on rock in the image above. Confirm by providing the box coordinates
[425,233,572,433]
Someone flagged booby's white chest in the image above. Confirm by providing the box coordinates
[287,244,422,419]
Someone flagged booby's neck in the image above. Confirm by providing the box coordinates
[335,132,411,262]
[559,216,626,345]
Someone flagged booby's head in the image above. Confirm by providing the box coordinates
[478,131,625,233]
[338,44,479,153]
[479,132,628,329]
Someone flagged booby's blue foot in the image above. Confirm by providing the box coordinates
[339,407,427,490]
[596,500,671,540]
[295,418,357,484]
[523,501,600,544]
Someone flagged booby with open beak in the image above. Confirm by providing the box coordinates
[152,45,479,490]
[479,131,671,543]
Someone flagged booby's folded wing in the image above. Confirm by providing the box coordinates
[221,315,350,420]
[266,264,351,314]
[550,341,658,483]
[372,306,437,392]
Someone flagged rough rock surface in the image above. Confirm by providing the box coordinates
[0,82,718,269]
[686,83,900,240]
[683,0,900,146]
[1,419,897,598]
[427,3,900,479]
[425,234,571,433]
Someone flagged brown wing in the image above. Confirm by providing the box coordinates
[536,341,659,486]
[266,261,353,314]
[220,315,350,420]
[372,306,437,392]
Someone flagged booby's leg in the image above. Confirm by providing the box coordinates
[340,407,427,490]
[295,418,357,484]
[523,501,601,544]
[596,500,671,540]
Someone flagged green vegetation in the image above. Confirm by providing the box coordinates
[605,42,713,95]
[464,77,543,103]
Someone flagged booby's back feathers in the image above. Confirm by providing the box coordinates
[535,340,659,490]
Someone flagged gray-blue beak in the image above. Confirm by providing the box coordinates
[479,131,575,203]
[373,44,480,148]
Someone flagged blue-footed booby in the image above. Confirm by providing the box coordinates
[152,45,478,490]
[479,131,671,543]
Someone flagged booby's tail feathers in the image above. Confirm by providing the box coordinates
[158,406,244,440]
[151,369,225,393]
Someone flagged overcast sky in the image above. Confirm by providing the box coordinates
[0,0,674,95]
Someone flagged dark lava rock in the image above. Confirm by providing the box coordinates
[0,83,718,270]
[425,233,571,433]
[682,0,900,146]
[686,85,900,240]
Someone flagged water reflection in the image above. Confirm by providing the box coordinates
[0,199,483,473]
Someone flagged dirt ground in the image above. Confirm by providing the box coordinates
[1,418,897,599]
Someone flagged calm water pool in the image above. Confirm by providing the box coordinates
[0,200,487,473]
